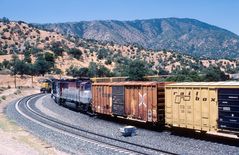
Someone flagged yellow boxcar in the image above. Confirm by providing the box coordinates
[165,82,239,135]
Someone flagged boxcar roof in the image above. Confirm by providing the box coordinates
[92,81,167,86]
[166,81,239,88]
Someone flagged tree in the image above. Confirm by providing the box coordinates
[158,66,169,75]
[66,63,113,78]
[126,59,148,81]
[26,63,37,86]
[54,68,62,75]
[105,58,112,65]
[97,65,112,77]
[44,52,55,67]
[78,67,89,77]
[0,17,10,23]
[66,65,79,77]
[51,42,64,57]
[87,62,112,77]
[166,68,202,82]
[24,50,32,63]
[10,55,20,88]
[2,59,11,69]
[0,50,8,55]
[34,59,49,76]
[0,63,3,70]
[202,66,228,81]
[97,48,109,60]
[14,60,28,76]
[88,62,98,77]
[53,68,63,79]
[68,48,82,59]
[34,54,54,76]
[30,47,42,55]
[10,55,19,74]
[112,58,131,76]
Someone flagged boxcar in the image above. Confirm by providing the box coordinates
[51,78,92,111]
[165,82,239,136]
[92,82,170,124]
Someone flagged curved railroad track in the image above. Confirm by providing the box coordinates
[14,94,178,155]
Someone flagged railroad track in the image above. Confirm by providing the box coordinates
[15,94,178,155]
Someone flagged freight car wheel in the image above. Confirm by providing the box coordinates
[56,98,64,106]
[54,97,57,103]
[87,104,92,113]
[75,103,80,112]
[60,99,66,106]
[200,131,207,135]
[83,104,90,112]
[56,98,60,105]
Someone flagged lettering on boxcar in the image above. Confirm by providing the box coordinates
[174,91,191,104]
[211,98,216,102]
[184,96,190,101]
[148,110,152,121]
[180,105,185,109]
[175,96,181,103]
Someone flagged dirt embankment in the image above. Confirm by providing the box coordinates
[0,87,68,155]
[0,74,52,88]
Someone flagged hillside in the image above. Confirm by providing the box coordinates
[0,20,238,76]
[36,18,239,59]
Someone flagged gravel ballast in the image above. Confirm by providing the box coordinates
[6,96,124,155]
[6,94,239,155]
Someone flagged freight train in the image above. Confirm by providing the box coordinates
[50,78,239,137]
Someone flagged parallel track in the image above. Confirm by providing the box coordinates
[15,94,178,155]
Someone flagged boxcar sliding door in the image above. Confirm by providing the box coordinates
[112,86,125,116]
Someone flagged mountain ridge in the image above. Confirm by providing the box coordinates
[35,18,239,59]
[1,20,238,75]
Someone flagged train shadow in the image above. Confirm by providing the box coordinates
[168,127,239,147]
[94,115,239,147]
[55,102,239,147]
[95,114,165,131]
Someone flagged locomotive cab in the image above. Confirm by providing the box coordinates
[39,79,52,93]
[53,78,92,112]
[79,82,92,105]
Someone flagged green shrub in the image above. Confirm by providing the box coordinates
[97,48,109,60]
[1,96,6,100]
[0,50,8,55]
[68,48,82,59]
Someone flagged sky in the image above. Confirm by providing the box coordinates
[1,0,239,34]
